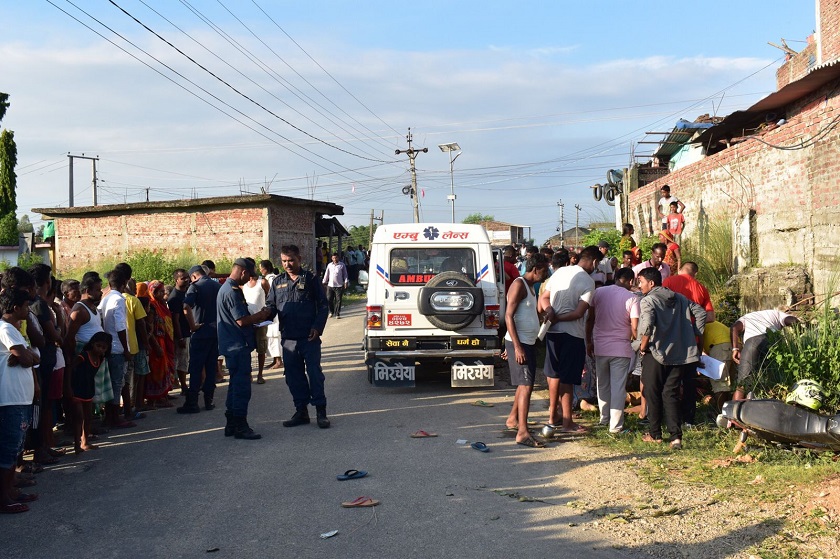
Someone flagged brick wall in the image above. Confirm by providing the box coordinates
[627,78,840,296]
[777,41,817,90]
[820,0,840,66]
[268,205,318,271]
[54,206,267,272]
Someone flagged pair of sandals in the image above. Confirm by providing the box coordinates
[642,433,682,450]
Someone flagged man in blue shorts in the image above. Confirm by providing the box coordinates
[539,245,602,434]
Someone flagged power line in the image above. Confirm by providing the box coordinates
[208,0,401,156]
[108,0,391,163]
[249,0,402,141]
[137,0,396,163]
[48,0,387,187]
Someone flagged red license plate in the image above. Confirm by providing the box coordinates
[387,313,412,326]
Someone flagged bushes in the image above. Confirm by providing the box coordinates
[0,212,17,246]
[753,313,840,414]
[581,229,622,257]
[60,250,237,282]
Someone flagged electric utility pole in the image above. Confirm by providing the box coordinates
[557,200,565,247]
[368,209,384,247]
[574,204,582,249]
[395,128,428,223]
[67,153,99,207]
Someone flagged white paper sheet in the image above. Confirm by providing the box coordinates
[537,320,551,341]
[697,354,725,380]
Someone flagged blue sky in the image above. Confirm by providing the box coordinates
[1,1,816,245]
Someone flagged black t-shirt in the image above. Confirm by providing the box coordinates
[30,296,58,372]
[167,288,190,339]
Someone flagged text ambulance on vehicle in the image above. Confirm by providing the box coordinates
[361,223,505,388]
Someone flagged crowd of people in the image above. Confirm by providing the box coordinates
[0,201,800,513]
[501,187,795,450]
[0,244,332,514]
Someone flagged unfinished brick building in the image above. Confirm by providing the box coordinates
[33,194,343,273]
[624,0,840,310]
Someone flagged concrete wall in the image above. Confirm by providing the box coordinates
[627,77,840,299]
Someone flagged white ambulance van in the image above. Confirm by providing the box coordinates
[362,223,505,388]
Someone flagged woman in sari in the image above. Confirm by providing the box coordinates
[144,281,174,407]
[660,230,681,276]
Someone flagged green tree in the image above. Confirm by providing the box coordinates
[0,213,17,246]
[0,93,9,122]
[0,129,17,216]
[17,214,33,233]
[582,228,622,257]
[346,224,376,248]
[0,93,17,246]
[462,213,494,224]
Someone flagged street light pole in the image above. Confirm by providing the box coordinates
[438,142,461,223]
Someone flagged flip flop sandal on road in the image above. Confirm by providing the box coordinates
[336,469,368,481]
[341,496,379,508]
[471,400,494,407]
[0,503,29,514]
[516,437,546,449]
[410,430,438,438]
[471,441,490,452]
[14,493,38,503]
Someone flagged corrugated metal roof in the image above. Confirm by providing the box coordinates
[692,62,840,148]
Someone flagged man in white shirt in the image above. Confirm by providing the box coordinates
[98,269,134,429]
[657,184,685,230]
[731,308,799,398]
[323,253,349,319]
[539,245,602,434]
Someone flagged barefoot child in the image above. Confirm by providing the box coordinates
[71,332,111,454]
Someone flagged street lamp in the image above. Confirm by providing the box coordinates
[438,142,461,223]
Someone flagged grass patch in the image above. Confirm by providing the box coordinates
[583,409,840,499]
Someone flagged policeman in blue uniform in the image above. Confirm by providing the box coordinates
[266,244,330,428]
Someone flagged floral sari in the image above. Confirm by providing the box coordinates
[144,280,174,400]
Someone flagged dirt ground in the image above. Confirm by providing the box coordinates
[494,360,839,559]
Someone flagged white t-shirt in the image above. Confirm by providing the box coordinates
[0,320,34,406]
[658,195,679,223]
[545,265,594,339]
[98,289,128,354]
[738,310,793,342]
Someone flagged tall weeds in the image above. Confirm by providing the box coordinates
[750,273,840,413]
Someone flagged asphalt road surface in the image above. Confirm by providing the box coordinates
[4,302,648,559]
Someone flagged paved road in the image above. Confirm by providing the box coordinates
[4,302,647,559]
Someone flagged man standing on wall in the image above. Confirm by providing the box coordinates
[266,245,331,430]
[657,184,685,231]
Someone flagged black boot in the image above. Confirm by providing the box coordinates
[176,392,201,414]
[224,411,234,437]
[316,405,330,429]
[233,417,261,440]
[282,408,310,427]
[204,394,215,411]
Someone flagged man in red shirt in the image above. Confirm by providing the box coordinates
[662,262,715,323]
[502,245,521,295]
[662,261,714,425]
